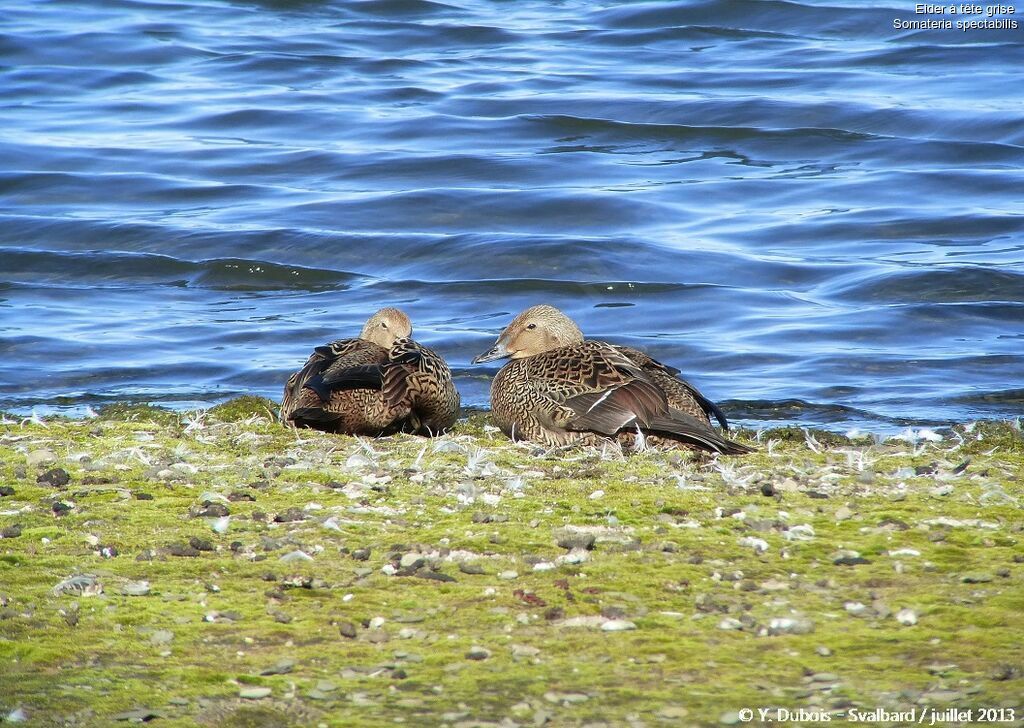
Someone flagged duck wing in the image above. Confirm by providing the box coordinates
[612,344,731,431]
[529,342,750,455]
[294,338,389,401]
[379,338,460,434]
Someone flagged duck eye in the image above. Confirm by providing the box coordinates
[381,322,388,328]
[526,323,537,330]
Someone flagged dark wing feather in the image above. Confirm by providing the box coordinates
[613,344,730,431]
[647,410,754,455]
[564,378,668,434]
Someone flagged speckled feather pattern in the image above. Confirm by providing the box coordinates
[489,340,747,453]
[282,337,459,436]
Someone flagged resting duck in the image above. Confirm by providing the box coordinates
[472,305,751,455]
[282,307,459,436]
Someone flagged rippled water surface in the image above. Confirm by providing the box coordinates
[2,0,1023,430]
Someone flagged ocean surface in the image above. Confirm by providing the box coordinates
[2,0,1022,432]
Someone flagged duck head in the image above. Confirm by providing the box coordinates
[359,307,412,347]
[472,305,584,363]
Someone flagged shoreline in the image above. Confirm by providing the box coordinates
[1,398,1021,726]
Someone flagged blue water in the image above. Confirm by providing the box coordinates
[1,0,1022,431]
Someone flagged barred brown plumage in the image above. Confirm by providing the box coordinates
[472,305,751,455]
[281,308,459,436]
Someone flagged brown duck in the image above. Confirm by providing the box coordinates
[282,307,459,436]
[472,305,751,455]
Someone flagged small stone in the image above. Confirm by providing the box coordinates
[415,568,456,582]
[833,555,871,566]
[0,486,15,497]
[659,706,690,719]
[52,501,73,516]
[498,570,518,580]
[113,709,163,722]
[960,572,994,584]
[816,646,832,657]
[601,619,636,632]
[166,543,200,558]
[718,618,743,631]
[895,608,918,626]
[835,506,854,521]
[720,711,742,725]
[459,562,485,575]
[338,621,357,639]
[760,483,775,497]
[189,537,214,552]
[400,553,425,569]
[274,507,306,523]
[239,687,271,699]
[930,484,954,497]
[466,645,491,660]
[352,547,371,561]
[365,629,389,643]
[1,525,22,539]
[121,581,151,596]
[260,659,295,676]
[27,450,58,467]
[37,468,71,487]
[150,629,174,645]
[555,531,596,551]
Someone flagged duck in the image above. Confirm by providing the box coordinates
[282,307,460,436]
[472,305,751,455]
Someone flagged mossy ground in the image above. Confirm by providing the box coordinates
[0,402,1021,727]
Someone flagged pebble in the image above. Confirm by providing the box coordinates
[555,531,596,551]
[121,581,151,597]
[718,618,743,630]
[338,621,357,639]
[37,468,71,487]
[400,553,425,569]
[0,486,15,497]
[274,507,306,523]
[600,619,636,632]
[459,562,485,575]
[720,711,742,725]
[960,572,994,583]
[351,547,371,561]
[279,550,313,563]
[895,608,918,626]
[239,687,271,699]
[260,659,295,675]
[465,645,491,660]
[26,450,57,467]
[544,691,589,705]
[149,629,174,645]
[768,617,814,635]
[498,570,519,581]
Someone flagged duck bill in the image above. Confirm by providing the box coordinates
[472,339,510,364]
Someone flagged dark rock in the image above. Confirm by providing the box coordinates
[556,531,596,551]
[195,503,230,518]
[230,541,244,553]
[760,483,775,497]
[52,501,73,516]
[1,525,22,539]
[351,547,371,561]
[112,708,163,722]
[252,511,267,522]
[37,468,71,488]
[459,562,485,575]
[338,621,358,639]
[134,492,154,500]
[415,568,456,583]
[228,491,256,502]
[833,556,871,566]
[166,543,200,558]
[274,508,305,523]
[0,486,15,497]
[805,490,829,499]
[189,537,214,552]
[14,465,27,480]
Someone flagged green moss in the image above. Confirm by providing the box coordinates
[208,396,280,423]
[98,402,182,426]
[0,411,1021,725]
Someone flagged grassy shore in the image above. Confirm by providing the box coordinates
[0,398,1021,727]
